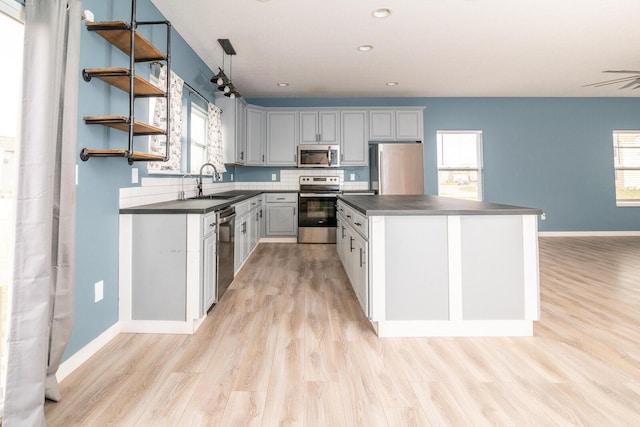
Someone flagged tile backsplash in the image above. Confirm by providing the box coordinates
[119,170,368,208]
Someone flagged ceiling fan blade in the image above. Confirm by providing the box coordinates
[618,78,640,89]
[583,75,640,87]
[604,70,640,74]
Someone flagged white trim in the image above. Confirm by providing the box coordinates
[258,237,297,243]
[119,319,203,335]
[447,216,463,320]
[376,320,533,337]
[522,216,540,320]
[56,322,122,382]
[539,231,640,237]
[0,0,24,22]
[369,216,386,321]
[118,214,133,322]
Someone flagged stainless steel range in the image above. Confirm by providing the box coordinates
[298,176,341,243]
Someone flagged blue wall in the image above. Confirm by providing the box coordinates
[68,1,639,362]
[250,97,640,232]
[68,0,218,359]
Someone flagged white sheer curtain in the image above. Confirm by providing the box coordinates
[148,65,183,173]
[207,103,226,173]
[3,0,80,425]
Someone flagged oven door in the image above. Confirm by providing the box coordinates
[298,193,338,243]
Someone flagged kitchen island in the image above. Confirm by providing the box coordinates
[336,194,543,337]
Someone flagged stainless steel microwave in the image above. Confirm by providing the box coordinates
[297,144,340,168]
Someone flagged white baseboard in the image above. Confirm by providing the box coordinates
[258,237,297,243]
[539,231,640,237]
[375,320,534,337]
[56,322,121,382]
[119,319,202,334]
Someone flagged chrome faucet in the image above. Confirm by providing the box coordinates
[197,162,219,197]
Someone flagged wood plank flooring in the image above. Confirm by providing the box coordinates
[44,237,640,426]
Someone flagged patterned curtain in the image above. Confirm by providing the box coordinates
[148,66,183,172]
[207,103,226,173]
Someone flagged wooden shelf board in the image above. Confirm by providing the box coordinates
[84,67,165,96]
[83,115,165,135]
[80,148,165,162]
[86,21,166,62]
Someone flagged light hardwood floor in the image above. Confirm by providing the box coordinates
[44,237,640,426]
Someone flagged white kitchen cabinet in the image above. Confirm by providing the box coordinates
[336,201,369,317]
[265,193,298,236]
[267,110,298,165]
[216,94,247,164]
[340,110,368,166]
[202,213,217,314]
[246,106,266,166]
[300,110,339,144]
[368,108,424,141]
[234,200,250,273]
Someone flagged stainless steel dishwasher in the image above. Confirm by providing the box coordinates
[216,206,236,302]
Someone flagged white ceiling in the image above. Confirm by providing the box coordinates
[151,0,640,98]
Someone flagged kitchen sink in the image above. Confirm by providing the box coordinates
[189,194,247,201]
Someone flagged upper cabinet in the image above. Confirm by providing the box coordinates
[300,110,340,144]
[216,94,247,165]
[369,108,424,142]
[266,110,299,166]
[246,106,266,166]
[340,110,368,166]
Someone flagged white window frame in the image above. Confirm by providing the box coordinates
[612,130,640,207]
[436,130,484,201]
[189,102,208,174]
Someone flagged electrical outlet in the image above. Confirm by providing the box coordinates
[271,173,277,181]
[230,173,234,181]
[94,280,104,303]
[131,168,139,184]
[350,173,355,181]
[541,213,546,220]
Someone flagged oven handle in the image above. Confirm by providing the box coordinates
[299,193,339,198]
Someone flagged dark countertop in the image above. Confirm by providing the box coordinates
[119,190,296,214]
[338,194,543,216]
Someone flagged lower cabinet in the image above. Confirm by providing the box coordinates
[202,213,217,314]
[235,195,263,274]
[336,202,369,317]
[265,193,298,236]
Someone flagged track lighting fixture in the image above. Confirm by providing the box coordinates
[210,39,241,98]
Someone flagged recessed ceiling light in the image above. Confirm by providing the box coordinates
[276,82,289,87]
[357,45,374,52]
[372,8,392,18]
[386,82,399,86]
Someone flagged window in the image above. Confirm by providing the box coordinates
[437,131,483,201]
[0,0,24,416]
[612,131,640,206]
[189,103,208,173]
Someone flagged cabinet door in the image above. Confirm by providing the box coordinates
[235,101,247,164]
[266,204,297,236]
[300,111,319,144]
[369,110,395,140]
[249,208,259,252]
[318,110,339,144]
[267,111,298,165]
[246,107,265,165]
[234,216,247,273]
[202,231,217,313]
[353,234,369,316]
[341,110,368,166]
[396,110,423,141]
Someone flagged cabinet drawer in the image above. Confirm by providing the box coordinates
[202,212,217,237]
[266,193,297,203]
[249,195,262,209]
[351,210,368,239]
[234,200,251,216]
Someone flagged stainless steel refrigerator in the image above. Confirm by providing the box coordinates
[369,142,424,194]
